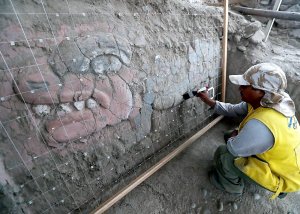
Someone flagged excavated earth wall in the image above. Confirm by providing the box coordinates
[0,0,299,213]
[0,1,223,213]
[226,0,300,116]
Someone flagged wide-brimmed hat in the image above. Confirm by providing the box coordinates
[229,63,295,117]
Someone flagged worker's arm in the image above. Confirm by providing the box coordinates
[226,119,274,157]
[214,101,248,118]
[197,91,248,117]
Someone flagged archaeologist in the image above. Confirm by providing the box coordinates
[197,62,300,198]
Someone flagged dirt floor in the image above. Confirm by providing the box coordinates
[107,118,300,214]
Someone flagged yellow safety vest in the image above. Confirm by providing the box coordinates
[234,105,300,199]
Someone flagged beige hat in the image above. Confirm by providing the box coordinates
[229,63,295,117]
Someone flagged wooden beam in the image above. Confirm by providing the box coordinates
[231,6,300,21]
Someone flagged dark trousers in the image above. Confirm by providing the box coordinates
[213,145,245,194]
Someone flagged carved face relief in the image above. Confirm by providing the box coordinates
[10,33,139,145]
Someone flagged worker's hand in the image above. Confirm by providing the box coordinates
[196,90,209,100]
[196,90,216,107]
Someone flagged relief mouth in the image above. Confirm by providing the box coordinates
[43,99,125,143]
[30,93,109,143]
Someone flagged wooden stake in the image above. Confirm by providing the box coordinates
[222,0,229,102]
[264,0,282,42]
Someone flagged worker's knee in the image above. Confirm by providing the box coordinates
[214,145,235,168]
[214,145,229,158]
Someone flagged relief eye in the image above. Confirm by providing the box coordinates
[27,81,49,91]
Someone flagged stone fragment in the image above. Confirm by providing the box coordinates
[155,55,161,63]
[86,98,98,109]
[74,101,85,111]
[249,30,265,44]
[115,12,123,19]
[237,46,247,52]
[32,105,51,117]
[217,200,224,212]
[243,21,261,38]
[254,193,261,200]
[232,202,238,210]
[234,34,241,43]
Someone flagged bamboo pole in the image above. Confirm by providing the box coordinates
[92,1,229,213]
[232,6,300,21]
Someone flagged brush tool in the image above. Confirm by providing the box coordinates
[182,87,207,100]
